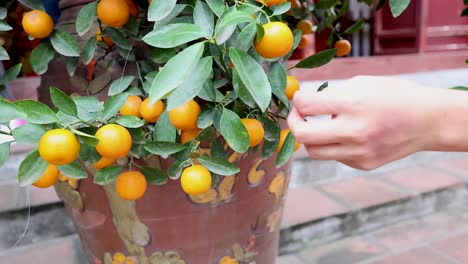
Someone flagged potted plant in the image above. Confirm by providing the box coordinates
[0,0,410,263]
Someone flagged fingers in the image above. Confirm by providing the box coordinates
[288,107,343,145]
[292,89,346,116]
[306,144,358,161]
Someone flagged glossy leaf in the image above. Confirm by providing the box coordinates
[206,0,226,17]
[149,42,204,104]
[30,43,55,75]
[275,131,296,167]
[0,142,9,168]
[268,62,289,106]
[194,0,215,37]
[82,37,97,65]
[12,123,46,146]
[99,93,129,122]
[220,108,250,153]
[389,0,411,17]
[154,111,177,142]
[294,48,337,69]
[143,23,207,48]
[108,76,135,96]
[76,1,97,36]
[15,100,58,124]
[115,115,145,128]
[94,166,121,185]
[344,19,364,34]
[50,86,78,116]
[141,166,168,185]
[105,27,131,49]
[145,141,188,157]
[148,0,177,22]
[17,0,45,11]
[58,163,88,179]
[198,156,239,176]
[50,29,80,57]
[0,46,9,61]
[18,150,48,186]
[0,63,22,86]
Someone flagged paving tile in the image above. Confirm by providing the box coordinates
[384,166,463,193]
[300,237,385,264]
[432,158,468,178]
[370,247,453,264]
[432,231,468,263]
[277,254,305,264]
[319,177,409,209]
[370,212,466,250]
[282,187,348,227]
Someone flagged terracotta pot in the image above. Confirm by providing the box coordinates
[57,152,291,264]
[40,2,293,263]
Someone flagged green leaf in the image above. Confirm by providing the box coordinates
[141,166,168,185]
[259,116,280,142]
[154,111,177,142]
[168,159,190,179]
[49,86,78,116]
[268,61,289,106]
[234,23,257,51]
[15,100,58,124]
[149,42,205,103]
[152,4,187,28]
[66,57,79,76]
[115,115,145,128]
[0,21,12,31]
[99,93,129,122]
[148,0,177,22]
[145,141,188,157]
[220,108,250,153]
[0,46,9,61]
[56,111,80,125]
[143,23,207,48]
[229,48,272,112]
[462,7,468,17]
[450,86,468,91]
[198,79,223,102]
[317,81,329,92]
[198,156,239,176]
[294,48,337,69]
[30,43,55,75]
[17,0,45,11]
[0,63,22,86]
[256,23,265,43]
[18,150,48,186]
[206,0,226,17]
[275,131,296,167]
[73,96,103,121]
[344,19,365,34]
[197,108,215,129]
[232,70,256,108]
[196,126,217,141]
[272,2,291,16]
[315,0,335,8]
[0,7,7,20]
[211,137,227,159]
[94,166,121,185]
[58,163,88,179]
[262,138,279,159]
[194,0,215,37]
[108,76,135,96]
[76,1,97,36]
[389,0,411,17]
[82,37,97,65]
[284,29,302,60]
[0,142,10,168]
[216,7,254,30]
[12,123,47,146]
[166,57,212,110]
[150,48,177,64]
[0,99,26,123]
[215,24,236,45]
[50,29,80,57]
[104,27,131,49]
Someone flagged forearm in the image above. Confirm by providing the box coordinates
[427,88,468,152]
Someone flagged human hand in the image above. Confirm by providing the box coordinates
[288,75,459,170]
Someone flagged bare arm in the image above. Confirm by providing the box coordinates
[287,75,468,170]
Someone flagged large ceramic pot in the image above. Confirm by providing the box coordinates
[39,1,293,264]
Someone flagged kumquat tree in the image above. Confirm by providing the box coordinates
[0,0,412,263]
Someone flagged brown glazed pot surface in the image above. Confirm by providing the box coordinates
[67,152,291,264]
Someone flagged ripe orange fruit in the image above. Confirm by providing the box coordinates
[297,35,310,49]
[219,256,239,264]
[22,10,54,39]
[168,100,201,130]
[124,0,139,18]
[241,118,264,147]
[96,28,114,48]
[296,19,314,35]
[180,165,212,195]
[97,0,130,28]
[95,124,132,159]
[113,252,126,262]
[180,128,201,144]
[33,165,59,188]
[39,129,81,165]
[93,156,116,169]
[275,129,300,153]
[334,39,352,57]
[139,98,165,123]
[120,95,142,118]
[285,75,300,100]
[115,171,147,200]
[257,0,287,7]
[254,22,293,59]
